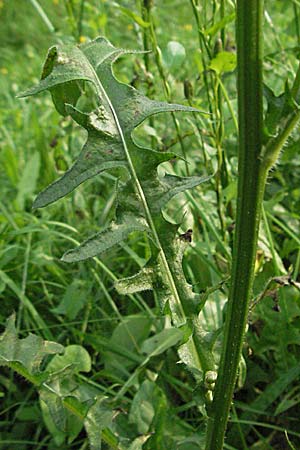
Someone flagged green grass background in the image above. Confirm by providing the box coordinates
[0,1,300,449]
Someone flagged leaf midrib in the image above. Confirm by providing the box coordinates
[85,50,187,325]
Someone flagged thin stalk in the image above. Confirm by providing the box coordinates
[140,0,152,87]
[190,0,229,232]
[217,75,239,133]
[29,0,56,34]
[294,249,300,280]
[261,109,300,173]
[63,0,78,39]
[77,0,86,38]
[190,0,214,125]
[220,0,226,47]
[262,206,289,354]
[205,2,265,448]
[140,0,155,147]
[207,0,300,444]
[262,205,280,276]
[294,2,300,46]
[16,233,32,332]
[267,211,300,247]
[147,6,190,175]
[217,0,229,195]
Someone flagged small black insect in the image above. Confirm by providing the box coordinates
[179,229,193,243]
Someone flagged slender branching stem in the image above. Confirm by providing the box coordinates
[146,5,190,175]
[190,0,230,232]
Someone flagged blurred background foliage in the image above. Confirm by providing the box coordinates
[0,1,300,449]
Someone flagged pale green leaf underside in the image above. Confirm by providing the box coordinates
[62,215,150,262]
[115,267,154,294]
[20,37,212,374]
[84,397,114,450]
[19,37,204,211]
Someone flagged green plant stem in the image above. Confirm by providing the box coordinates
[293,248,300,280]
[293,2,300,46]
[220,0,225,46]
[147,7,190,175]
[190,0,214,127]
[63,0,78,39]
[217,0,228,195]
[140,0,152,78]
[261,109,300,172]
[77,0,86,38]
[205,2,265,448]
[217,76,239,133]
[140,0,155,147]
[262,205,280,276]
[29,0,56,34]
[190,0,229,232]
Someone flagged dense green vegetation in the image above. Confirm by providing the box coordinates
[0,1,300,449]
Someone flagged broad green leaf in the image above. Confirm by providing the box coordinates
[153,173,212,213]
[51,280,88,319]
[40,46,82,116]
[115,266,154,294]
[20,36,211,374]
[47,345,91,374]
[40,389,87,443]
[0,314,64,377]
[209,51,237,74]
[62,215,150,262]
[263,83,297,139]
[40,347,97,444]
[163,41,186,71]
[176,434,207,450]
[0,316,108,446]
[15,405,41,422]
[128,436,151,450]
[129,380,167,434]
[40,395,66,446]
[104,314,152,377]
[16,151,40,210]
[178,317,217,382]
[84,397,114,450]
[140,328,183,357]
[204,12,235,37]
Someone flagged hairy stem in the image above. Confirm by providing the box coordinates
[205,2,265,448]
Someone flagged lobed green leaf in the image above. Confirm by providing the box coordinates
[20,36,213,376]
